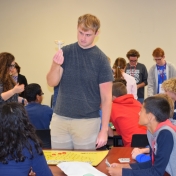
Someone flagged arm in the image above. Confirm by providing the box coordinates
[18,96,28,105]
[108,126,114,137]
[123,130,174,176]
[96,81,112,148]
[107,163,131,176]
[32,154,53,176]
[137,65,148,89]
[107,160,151,176]
[0,83,24,101]
[132,80,138,99]
[137,82,146,89]
[147,66,155,97]
[131,147,150,158]
[132,147,151,163]
[46,50,64,87]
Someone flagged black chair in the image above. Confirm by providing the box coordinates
[36,129,51,149]
[113,135,124,147]
[50,94,54,108]
[96,136,114,150]
[131,134,149,147]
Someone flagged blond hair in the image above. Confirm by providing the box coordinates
[78,14,100,33]
[162,78,176,93]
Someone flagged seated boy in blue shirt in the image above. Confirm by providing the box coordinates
[24,83,53,129]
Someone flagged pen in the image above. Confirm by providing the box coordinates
[105,159,111,167]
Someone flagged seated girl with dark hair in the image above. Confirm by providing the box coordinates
[0,102,53,176]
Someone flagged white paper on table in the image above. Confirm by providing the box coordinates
[57,162,107,176]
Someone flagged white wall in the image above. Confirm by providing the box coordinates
[1,0,176,105]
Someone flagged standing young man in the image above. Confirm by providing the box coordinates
[125,49,148,104]
[47,14,113,150]
[147,47,176,97]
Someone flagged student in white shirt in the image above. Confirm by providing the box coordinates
[113,57,137,99]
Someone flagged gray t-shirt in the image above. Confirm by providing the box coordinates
[54,42,113,118]
[126,62,148,98]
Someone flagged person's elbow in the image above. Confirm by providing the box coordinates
[46,74,58,87]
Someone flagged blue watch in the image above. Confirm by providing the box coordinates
[22,98,25,105]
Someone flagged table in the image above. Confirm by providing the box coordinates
[49,147,135,176]
[48,147,170,176]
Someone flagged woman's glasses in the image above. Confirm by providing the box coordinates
[9,64,16,68]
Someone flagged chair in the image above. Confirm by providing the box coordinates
[36,129,51,149]
[50,94,54,108]
[113,135,124,147]
[96,136,114,150]
[131,134,149,147]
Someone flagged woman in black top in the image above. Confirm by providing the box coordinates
[11,62,28,97]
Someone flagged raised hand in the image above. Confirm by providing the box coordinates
[53,49,64,65]
[12,83,24,94]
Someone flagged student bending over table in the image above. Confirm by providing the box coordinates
[0,102,53,176]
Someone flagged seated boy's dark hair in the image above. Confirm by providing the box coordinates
[24,83,42,102]
[113,78,127,86]
[112,82,127,97]
[144,96,170,122]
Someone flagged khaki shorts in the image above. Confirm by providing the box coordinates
[50,113,101,150]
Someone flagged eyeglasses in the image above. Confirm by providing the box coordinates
[9,64,16,68]
[40,92,44,96]
[129,60,137,63]
[153,58,163,61]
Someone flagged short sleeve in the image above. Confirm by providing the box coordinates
[98,55,113,84]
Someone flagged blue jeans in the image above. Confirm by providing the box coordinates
[137,98,144,104]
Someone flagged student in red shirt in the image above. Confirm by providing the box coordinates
[110,82,146,146]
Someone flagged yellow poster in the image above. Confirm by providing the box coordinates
[43,150,109,166]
